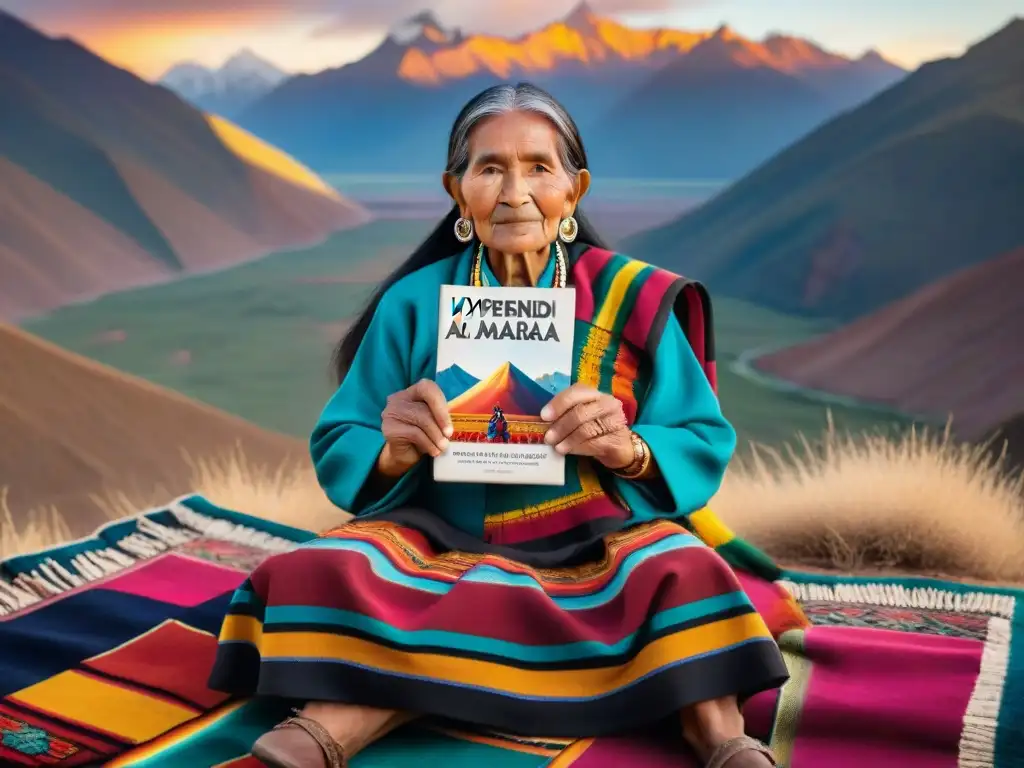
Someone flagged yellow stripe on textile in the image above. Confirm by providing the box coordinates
[257,612,771,698]
[219,613,263,645]
[547,738,597,766]
[769,629,814,765]
[688,507,736,548]
[576,258,647,387]
[593,259,648,330]
[9,670,199,743]
[576,324,612,387]
[484,461,604,528]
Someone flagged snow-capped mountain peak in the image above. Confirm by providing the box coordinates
[389,10,460,47]
[220,48,287,86]
[158,49,288,116]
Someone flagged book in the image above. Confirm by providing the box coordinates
[434,284,576,486]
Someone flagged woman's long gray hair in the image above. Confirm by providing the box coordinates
[332,81,608,384]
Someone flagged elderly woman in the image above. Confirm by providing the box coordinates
[210,82,805,768]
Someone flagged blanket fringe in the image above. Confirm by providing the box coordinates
[779,580,1017,619]
[958,616,1012,768]
[0,500,298,617]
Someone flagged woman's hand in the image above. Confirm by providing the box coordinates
[541,384,634,469]
[378,379,453,477]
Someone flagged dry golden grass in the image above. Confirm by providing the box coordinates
[714,418,1024,583]
[96,446,346,534]
[3,424,1023,583]
[0,446,343,561]
[0,488,74,560]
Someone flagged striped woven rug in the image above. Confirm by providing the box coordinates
[0,495,1019,767]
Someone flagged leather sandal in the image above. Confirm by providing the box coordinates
[251,713,347,768]
[705,736,776,768]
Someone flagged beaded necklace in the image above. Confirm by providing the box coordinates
[470,242,567,288]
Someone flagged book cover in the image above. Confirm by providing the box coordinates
[434,284,576,486]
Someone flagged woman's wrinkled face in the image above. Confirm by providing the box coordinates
[445,111,589,255]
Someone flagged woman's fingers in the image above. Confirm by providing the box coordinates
[544,400,602,446]
[385,416,444,458]
[387,400,448,455]
[540,383,602,423]
[545,397,625,452]
[382,383,450,457]
[560,433,617,459]
[412,378,454,437]
[403,400,449,453]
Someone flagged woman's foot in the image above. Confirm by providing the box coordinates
[681,698,775,767]
[724,755,774,768]
[706,735,775,767]
[252,703,414,768]
[252,714,345,767]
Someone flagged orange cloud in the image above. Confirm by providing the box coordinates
[74,20,270,78]
[2,1,303,77]
[311,0,693,38]
[2,0,706,78]
[2,1,304,32]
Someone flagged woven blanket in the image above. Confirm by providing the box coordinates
[1,496,1020,767]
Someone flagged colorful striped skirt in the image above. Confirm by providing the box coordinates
[208,510,791,736]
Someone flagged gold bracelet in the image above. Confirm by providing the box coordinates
[614,432,652,480]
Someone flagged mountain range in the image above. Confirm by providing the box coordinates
[203,4,906,179]
[0,323,303,534]
[753,247,1024,439]
[621,17,1023,437]
[438,364,571,399]
[448,362,553,418]
[625,17,1024,321]
[159,49,289,118]
[0,10,370,321]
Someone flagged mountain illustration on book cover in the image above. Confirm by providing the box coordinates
[434,284,576,485]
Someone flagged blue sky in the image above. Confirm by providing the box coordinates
[1,0,1018,78]
[628,0,1023,67]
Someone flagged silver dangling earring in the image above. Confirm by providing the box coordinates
[558,216,578,243]
[454,216,474,243]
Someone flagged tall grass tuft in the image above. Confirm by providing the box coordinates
[713,416,1024,582]
[4,424,1023,582]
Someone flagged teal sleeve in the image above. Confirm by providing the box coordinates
[613,315,736,521]
[309,292,423,516]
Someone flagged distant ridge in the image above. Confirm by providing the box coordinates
[0,324,303,535]
[232,4,904,178]
[0,10,370,320]
[624,16,1024,319]
[448,362,553,418]
[159,48,289,118]
[754,247,1024,439]
[332,5,897,87]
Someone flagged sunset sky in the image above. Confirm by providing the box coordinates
[2,0,1019,80]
